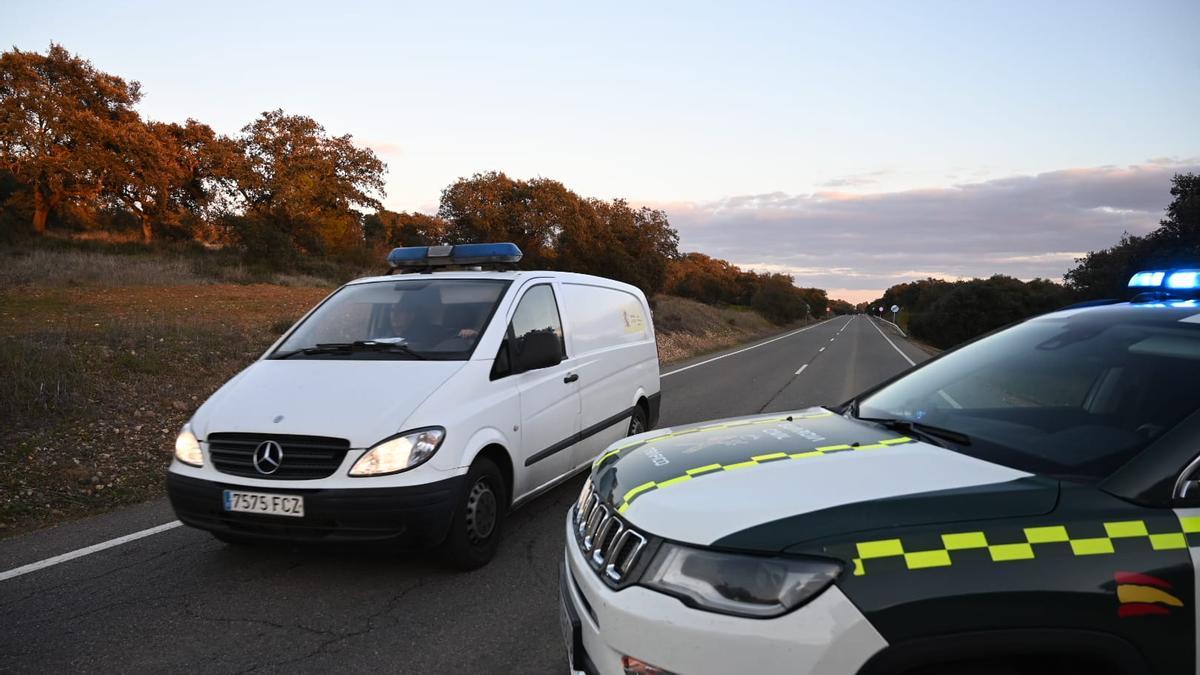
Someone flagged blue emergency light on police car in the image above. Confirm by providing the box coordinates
[387,242,523,270]
[1128,269,1200,290]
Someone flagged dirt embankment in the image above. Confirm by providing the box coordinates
[652,294,796,364]
[0,249,804,537]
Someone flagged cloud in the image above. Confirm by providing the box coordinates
[356,139,404,157]
[652,160,1198,302]
[818,169,893,189]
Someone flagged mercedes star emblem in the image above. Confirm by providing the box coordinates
[252,440,283,475]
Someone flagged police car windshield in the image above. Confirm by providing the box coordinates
[857,308,1200,481]
[272,279,509,360]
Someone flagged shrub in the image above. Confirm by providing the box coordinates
[752,274,810,325]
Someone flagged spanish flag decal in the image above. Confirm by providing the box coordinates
[1115,571,1184,617]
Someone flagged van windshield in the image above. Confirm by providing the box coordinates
[272,279,510,360]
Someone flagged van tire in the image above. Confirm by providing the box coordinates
[440,457,507,570]
[628,406,648,436]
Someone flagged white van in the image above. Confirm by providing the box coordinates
[166,243,661,568]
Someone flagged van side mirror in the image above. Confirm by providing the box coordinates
[514,331,562,373]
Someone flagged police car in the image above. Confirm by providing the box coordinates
[167,243,660,568]
[561,269,1200,674]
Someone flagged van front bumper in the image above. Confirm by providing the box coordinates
[166,472,466,546]
[559,511,888,675]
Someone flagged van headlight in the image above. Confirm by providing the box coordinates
[350,428,445,476]
[641,543,841,618]
[174,423,203,467]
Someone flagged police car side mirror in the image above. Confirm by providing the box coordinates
[514,331,563,373]
[1172,454,1200,506]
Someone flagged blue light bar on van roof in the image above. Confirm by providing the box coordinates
[387,242,523,269]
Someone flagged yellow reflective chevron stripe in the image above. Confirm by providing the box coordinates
[1150,533,1188,550]
[614,434,916,513]
[1179,515,1200,533]
[592,411,835,469]
[852,518,1192,576]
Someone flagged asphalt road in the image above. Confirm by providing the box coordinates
[0,315,930,674]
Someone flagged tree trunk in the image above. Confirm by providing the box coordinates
[141,214,154,243]
[32,187,49,234]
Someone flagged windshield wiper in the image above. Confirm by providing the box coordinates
[274,340,427,360]
[855,416,972,448]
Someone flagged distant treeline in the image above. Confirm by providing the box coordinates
[865,173,1199,349]
[364,174,830,323]
[661,253,855,323]
[0,44,828,324]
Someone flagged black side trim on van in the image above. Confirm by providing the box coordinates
[855,629,1149,675]
[525,406,636,467]
[646,392,661,429]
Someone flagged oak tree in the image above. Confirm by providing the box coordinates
[0,44,142,233]
[232,109,386,254]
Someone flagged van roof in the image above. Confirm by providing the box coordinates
[346,270,646,296]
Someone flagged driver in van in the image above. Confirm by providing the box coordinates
[386,302,479,347]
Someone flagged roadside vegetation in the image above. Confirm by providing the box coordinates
[652,295,800,363]
[0,248,333,536]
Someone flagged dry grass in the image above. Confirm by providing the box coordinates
[0,282,332,535]
[0,246,354,289]
[0,247,207,287]
[652,295,797,364]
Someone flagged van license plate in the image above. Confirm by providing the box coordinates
[223,490,305,518]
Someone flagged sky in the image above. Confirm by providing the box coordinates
[5,0,1199,301]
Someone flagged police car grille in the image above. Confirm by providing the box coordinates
[207,433,350,479]
[574,481,648,583]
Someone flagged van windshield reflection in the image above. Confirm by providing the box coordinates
[272,279,510,360]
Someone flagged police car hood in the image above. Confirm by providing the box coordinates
[190,359,464,448]
[590,408,1056,551]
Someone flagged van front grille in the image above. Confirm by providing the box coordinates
[207,432,350,480]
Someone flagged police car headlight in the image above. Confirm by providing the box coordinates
[174,423,203,467]
[350,428,445,476]
[641,543,841,618]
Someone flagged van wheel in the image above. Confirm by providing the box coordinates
[628,406,648,436]
[441,457,507,570]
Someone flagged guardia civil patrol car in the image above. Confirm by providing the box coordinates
[562,269,1200,675]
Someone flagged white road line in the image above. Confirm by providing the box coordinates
[819,347,825,352]
[0,520,182,583]
[661,318,836,378]
[794,364,808,376]
[868,316,915,366]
